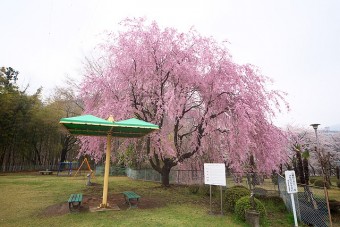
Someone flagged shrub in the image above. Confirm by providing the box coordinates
[235,196,267,224]
[309,178,317,184]
[256,195,284,204]
[188,184,200,194]
[314,179,330,189]
[336,180,340,188]
[225,185,250,212]
[328,199,340,213]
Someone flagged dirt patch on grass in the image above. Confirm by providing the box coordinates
[40,184,166,217]
[41,203,72,216]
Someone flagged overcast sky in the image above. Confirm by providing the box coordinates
[1,0,340,129]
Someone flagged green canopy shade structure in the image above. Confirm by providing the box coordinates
[60,115,115,136]
[59,115,159,137]
[59,114,159,209]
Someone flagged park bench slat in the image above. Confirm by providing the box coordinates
[68,193,83,211]
[68,193,83,203]
[123,191,141,199]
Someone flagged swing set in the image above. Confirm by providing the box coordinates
[74,158,95,178]
[57,161,74,176]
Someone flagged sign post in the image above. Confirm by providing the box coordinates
[204,163,226,215]
[285,170,298,227]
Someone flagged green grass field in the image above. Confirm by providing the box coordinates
[0,172,337,227]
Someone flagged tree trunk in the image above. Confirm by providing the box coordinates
[296,150,305,184]
[60,134,77,162]
[34,144,42,165]
[336,166,340,180]
[9,148,14,172]
[160,158,175,187]
[309,163,316,176]
[292,157,297,172]
[325,168,331,186]
[161,167,171,187]
[60,147,68,162]
[321,154,332,186]
[303,157,309,185]
[2,149,9,172]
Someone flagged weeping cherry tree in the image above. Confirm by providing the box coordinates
[79,18,289,186]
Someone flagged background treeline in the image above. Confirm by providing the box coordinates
[0,67,82,172]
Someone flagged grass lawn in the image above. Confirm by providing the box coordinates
[0,172,317,227]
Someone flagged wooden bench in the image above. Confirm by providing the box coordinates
[123,191,141,208]
[39,170,53,175]
[68,193,83,211]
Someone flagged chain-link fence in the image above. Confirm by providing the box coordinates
[125,168,205,184]
[278,174,331,227]
[95,166,280,199]
[124,168,278,194]
[95,166,126,176]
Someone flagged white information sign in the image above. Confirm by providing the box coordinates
[285,170,298,194]
[204,163,226,186]
[285,170,299,226]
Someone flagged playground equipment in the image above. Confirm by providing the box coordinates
[57,161,75,176]
[74,158,94,178]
